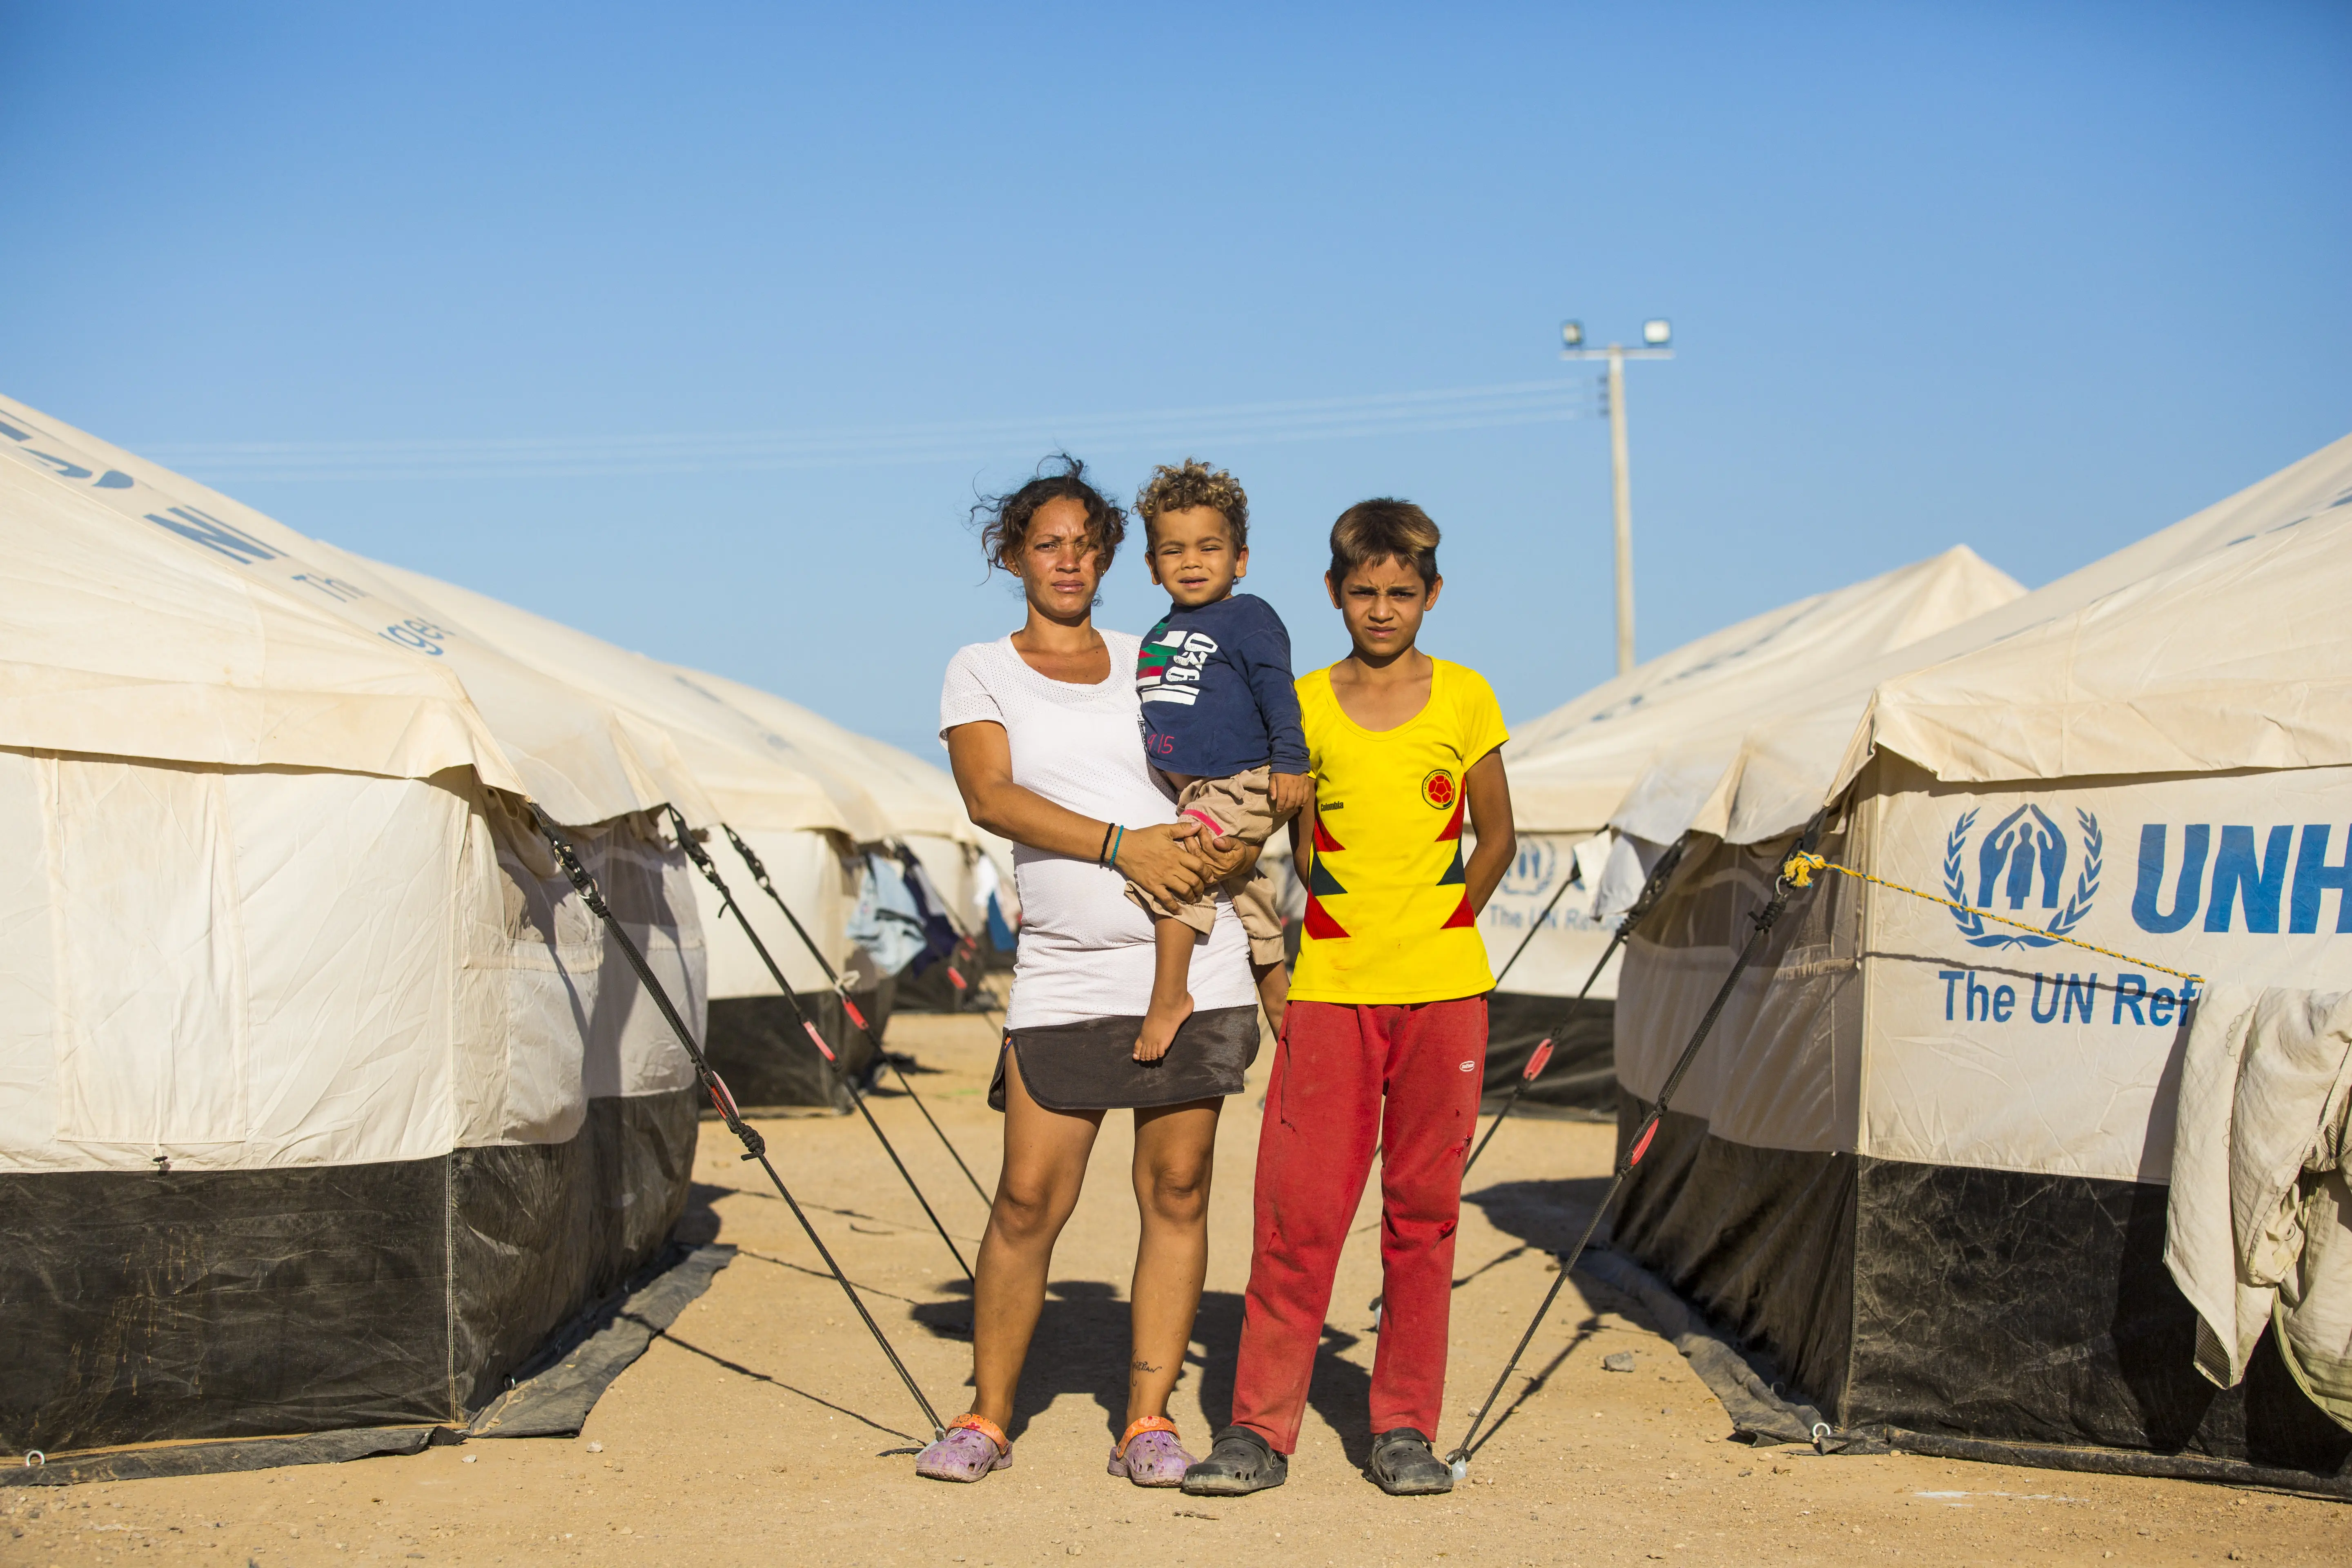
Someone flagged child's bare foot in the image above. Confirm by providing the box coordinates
[1140,916,1195,1062]
[1134,991,1193,1062]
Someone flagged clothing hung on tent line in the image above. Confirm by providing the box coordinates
[2166,985,2352,1431]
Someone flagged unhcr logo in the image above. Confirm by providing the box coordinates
[1497,840,1559,899]
[1943,805,2103,949]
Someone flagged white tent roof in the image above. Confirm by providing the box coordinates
[0,454,514,789]
[1839,480,2352,792]
[677,667,979,846]
[0,394,709,829]
[1508,546,2024,834]
[1613,431,2352,846]
[361,559,891,841]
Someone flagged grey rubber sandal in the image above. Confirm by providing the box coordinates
[1367,1428,1453,1495]
[1180,1425,1288,1496]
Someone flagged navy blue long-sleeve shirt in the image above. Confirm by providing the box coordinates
[1134,593,1309,778]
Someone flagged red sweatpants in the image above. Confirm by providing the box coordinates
[1229,996,1488,1452]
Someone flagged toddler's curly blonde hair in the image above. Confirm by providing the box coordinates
[1135,459,1250,549]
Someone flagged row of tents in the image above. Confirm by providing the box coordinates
[1464,430,2352,1490]
[7,375,2346,1492]
[0,392,1009,1461]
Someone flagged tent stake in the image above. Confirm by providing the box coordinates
[537,811,944,1441]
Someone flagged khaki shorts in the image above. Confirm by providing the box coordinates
[1125,765,1291,968]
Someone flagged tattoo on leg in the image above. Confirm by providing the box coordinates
[1131,1359,1161,1374]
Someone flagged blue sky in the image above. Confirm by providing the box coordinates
[5,2,2347,757]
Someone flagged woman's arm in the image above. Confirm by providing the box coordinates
[946,720,1212,907]
[1461,747,1517,917]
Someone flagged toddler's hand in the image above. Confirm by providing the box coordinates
[1270,771,1313,818]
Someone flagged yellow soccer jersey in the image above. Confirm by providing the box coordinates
[1289,658,1510,1005]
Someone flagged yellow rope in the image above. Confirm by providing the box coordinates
[1780,849,2206,985]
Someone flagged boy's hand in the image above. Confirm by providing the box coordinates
[1270,770,1312,818]
[1196,835,1260,883]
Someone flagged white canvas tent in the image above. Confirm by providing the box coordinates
[1477,548,2024,1112]
[352,561,1003,1097]
[1605,432,2352,1490]
[0,395,709,1461]
[1611,434,2352,853]
[675,669,1008,1009]
[662,675,1017,1011]
[680,668,995,927]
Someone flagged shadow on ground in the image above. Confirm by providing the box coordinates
[910,1281,1377,1462]
[1463,1175,1616,1256]
[1454,1175,1631,1456]
[677,1180,727,1245]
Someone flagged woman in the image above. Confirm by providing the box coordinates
[917,457,1263,1487]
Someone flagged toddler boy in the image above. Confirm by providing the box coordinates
[1126,459,1310,1059]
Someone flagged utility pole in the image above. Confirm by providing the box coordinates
[1562,319,1673,676]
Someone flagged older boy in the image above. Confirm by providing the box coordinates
[1185,499,1515,1498]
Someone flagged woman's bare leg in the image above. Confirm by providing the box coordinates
[1125,1097,1222,1429]
[970,1049,1103,1431]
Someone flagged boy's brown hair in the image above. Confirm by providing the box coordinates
[1327,498,1440,588]
[1135,458,1250,549]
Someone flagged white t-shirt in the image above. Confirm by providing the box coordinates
[939,632,1256,1029]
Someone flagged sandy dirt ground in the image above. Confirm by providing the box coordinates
[7,1009,2349,1568]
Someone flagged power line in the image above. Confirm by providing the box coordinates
[141,378,1603,483]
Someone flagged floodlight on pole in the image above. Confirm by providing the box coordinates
[1562,320,1675,676]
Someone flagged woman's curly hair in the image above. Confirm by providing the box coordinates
[1134,458,1250,549]
[972,454,1127,576]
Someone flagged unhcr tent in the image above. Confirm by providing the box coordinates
[0,396,708,1462]
[1605,432,2352,1490]
[1481,548,2023,1114]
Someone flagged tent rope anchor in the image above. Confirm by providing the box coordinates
[668,808,975,1283]
[537,812,945,1441]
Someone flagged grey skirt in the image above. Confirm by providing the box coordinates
[989,1005,1262,1113]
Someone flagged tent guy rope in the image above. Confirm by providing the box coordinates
[719,824,993,1205]
[1780,850,2206,984]
[1446,820,1826,1477]
[667,808,974,1283]
[891,841,995,1013]
[1461,837,1688,1179]
[536,811,945,1441]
